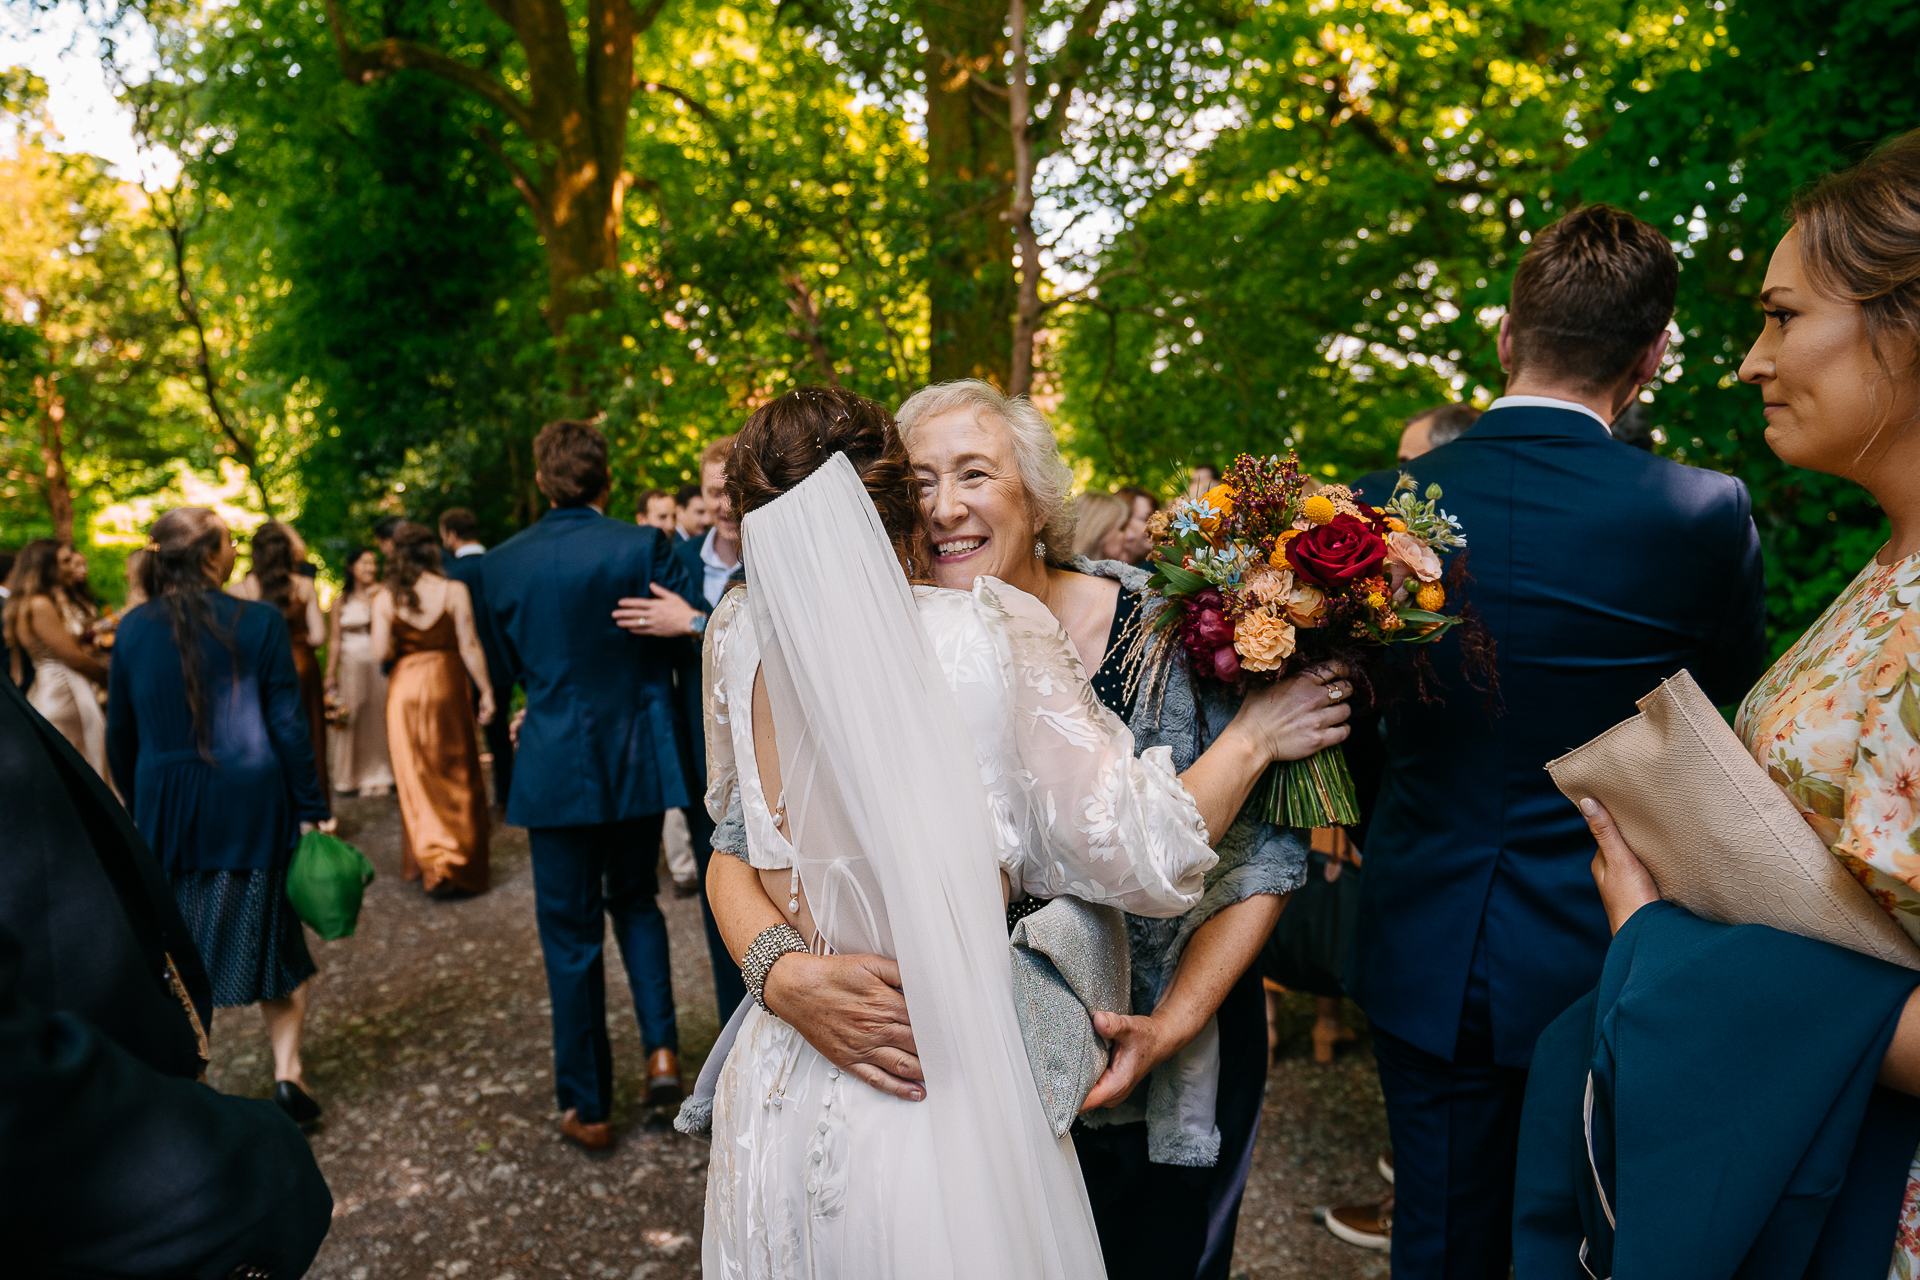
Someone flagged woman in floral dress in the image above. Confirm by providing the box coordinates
[1580,132,1920,1272]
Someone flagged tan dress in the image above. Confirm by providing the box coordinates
[26,594,109,782]
[328,594,395,793]
[1733,549,1920,1276]
[388,610,489,893]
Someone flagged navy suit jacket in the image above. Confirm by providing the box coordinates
[669,533,744,788]
[441,549,514,700]
[483,506,701,828]
[1348,405,1766,1066]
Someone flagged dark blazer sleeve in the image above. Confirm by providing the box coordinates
[106,625,140,810]
[253,607,329,824]
[1694,476,1768,707]
[653,527,701,605]
[0,920,332,1280]
[2,672,212,1076]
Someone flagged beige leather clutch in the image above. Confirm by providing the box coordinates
[1546,669,1920,971]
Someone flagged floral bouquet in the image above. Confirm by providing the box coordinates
[1145,452,1469,827]
[324,689,352,731]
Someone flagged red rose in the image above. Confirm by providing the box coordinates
[1287,513,1389,589]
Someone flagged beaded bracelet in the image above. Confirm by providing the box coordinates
[742,923,809,1014]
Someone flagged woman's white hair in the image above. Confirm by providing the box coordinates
[895,379,1077,564]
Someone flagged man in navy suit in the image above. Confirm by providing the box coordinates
[1327,206,1768,1275]
[614,435,747,1022]
[439,507,516,808]
[483,420,701,1152]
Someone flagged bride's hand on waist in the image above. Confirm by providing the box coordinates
[764,952,925,1102]
[1580,797,1660,934]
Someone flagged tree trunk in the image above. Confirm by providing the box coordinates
[36,378,72,543]
[1004,0,1042,397]
[328,0,645,371]
[917,0,1016,387]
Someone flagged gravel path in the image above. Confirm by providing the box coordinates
[204,792,1393,1279]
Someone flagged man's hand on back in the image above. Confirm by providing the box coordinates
[612,583,703,637]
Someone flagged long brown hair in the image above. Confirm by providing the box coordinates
[1793,129,1920,380]
[248,521,301,625]
[384,524,443,613]
[3,538,63,682]
[725,386,934,578]
[142,508,239,755]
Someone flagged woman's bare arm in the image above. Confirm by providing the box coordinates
[369,591,394,664]
[1178,666,1352,846]
[324,600,344,686]
[30,598,108,683]
[446,580,494,724]
[299,579,326,649]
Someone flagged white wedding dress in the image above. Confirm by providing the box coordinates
[697,455,1218,1280]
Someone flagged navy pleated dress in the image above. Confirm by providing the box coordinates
[107,592,331,1007]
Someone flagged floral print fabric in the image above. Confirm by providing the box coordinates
[1734,550,1920,1277]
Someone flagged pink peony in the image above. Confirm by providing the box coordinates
[1386,530,1443,583]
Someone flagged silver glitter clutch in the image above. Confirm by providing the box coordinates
[1009,897,1131,1137]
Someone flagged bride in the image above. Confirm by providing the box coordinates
[692,387,1223,1278]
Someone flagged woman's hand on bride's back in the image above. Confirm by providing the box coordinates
[1230,663,1354,765]
[764,953,926,1101]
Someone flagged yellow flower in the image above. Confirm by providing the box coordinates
[1385,516,1407,533]
[1269,529,1301,567]
[1301,494,1337,525]
[1416,582,1445,611]
[1366,590,1386,609]
[1233,608,1297,673]
[1203,483,1235,518]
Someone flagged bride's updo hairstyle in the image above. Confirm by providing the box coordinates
[726,386,935,577]
[1793,128,1920,378]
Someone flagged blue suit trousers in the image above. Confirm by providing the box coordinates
[1371,932,1529,1280]
[528,818,678,1122]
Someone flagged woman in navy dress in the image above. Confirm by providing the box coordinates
[106,507,334,1126]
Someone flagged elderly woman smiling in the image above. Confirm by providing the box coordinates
[897,378,1349,1280]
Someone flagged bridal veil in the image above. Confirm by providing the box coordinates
[740,452,1106,1279]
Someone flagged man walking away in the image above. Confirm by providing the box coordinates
[482,422,701,1153]
[1329,205,1768,1274]
[439,508,515,811]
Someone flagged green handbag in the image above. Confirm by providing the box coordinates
[286,830,376,941]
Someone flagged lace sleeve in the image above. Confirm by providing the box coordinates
[703,589,746,825]
[973,577,1216,917]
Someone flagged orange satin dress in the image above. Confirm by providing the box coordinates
[387,610,490,893]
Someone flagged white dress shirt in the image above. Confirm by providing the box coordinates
[699,528,739,610]
[454,543,485,558]
[1486,394,1613,435]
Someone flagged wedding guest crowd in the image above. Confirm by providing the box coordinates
[7,126,1920,1280]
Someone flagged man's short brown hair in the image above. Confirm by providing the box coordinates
[1507,205,1677,393]
[699,434,738,475]
[438,508,479,542]
[534,420,611,508]
[1408,402,1482,449]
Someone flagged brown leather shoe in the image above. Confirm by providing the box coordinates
[559,1109,612,1152]
[1324,1197,1391,1250]
[648,1048,683,1104]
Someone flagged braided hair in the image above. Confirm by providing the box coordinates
[724,386,934,578]
[142,508,239,755]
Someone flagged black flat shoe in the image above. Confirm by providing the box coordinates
[274,1080,322,1126]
